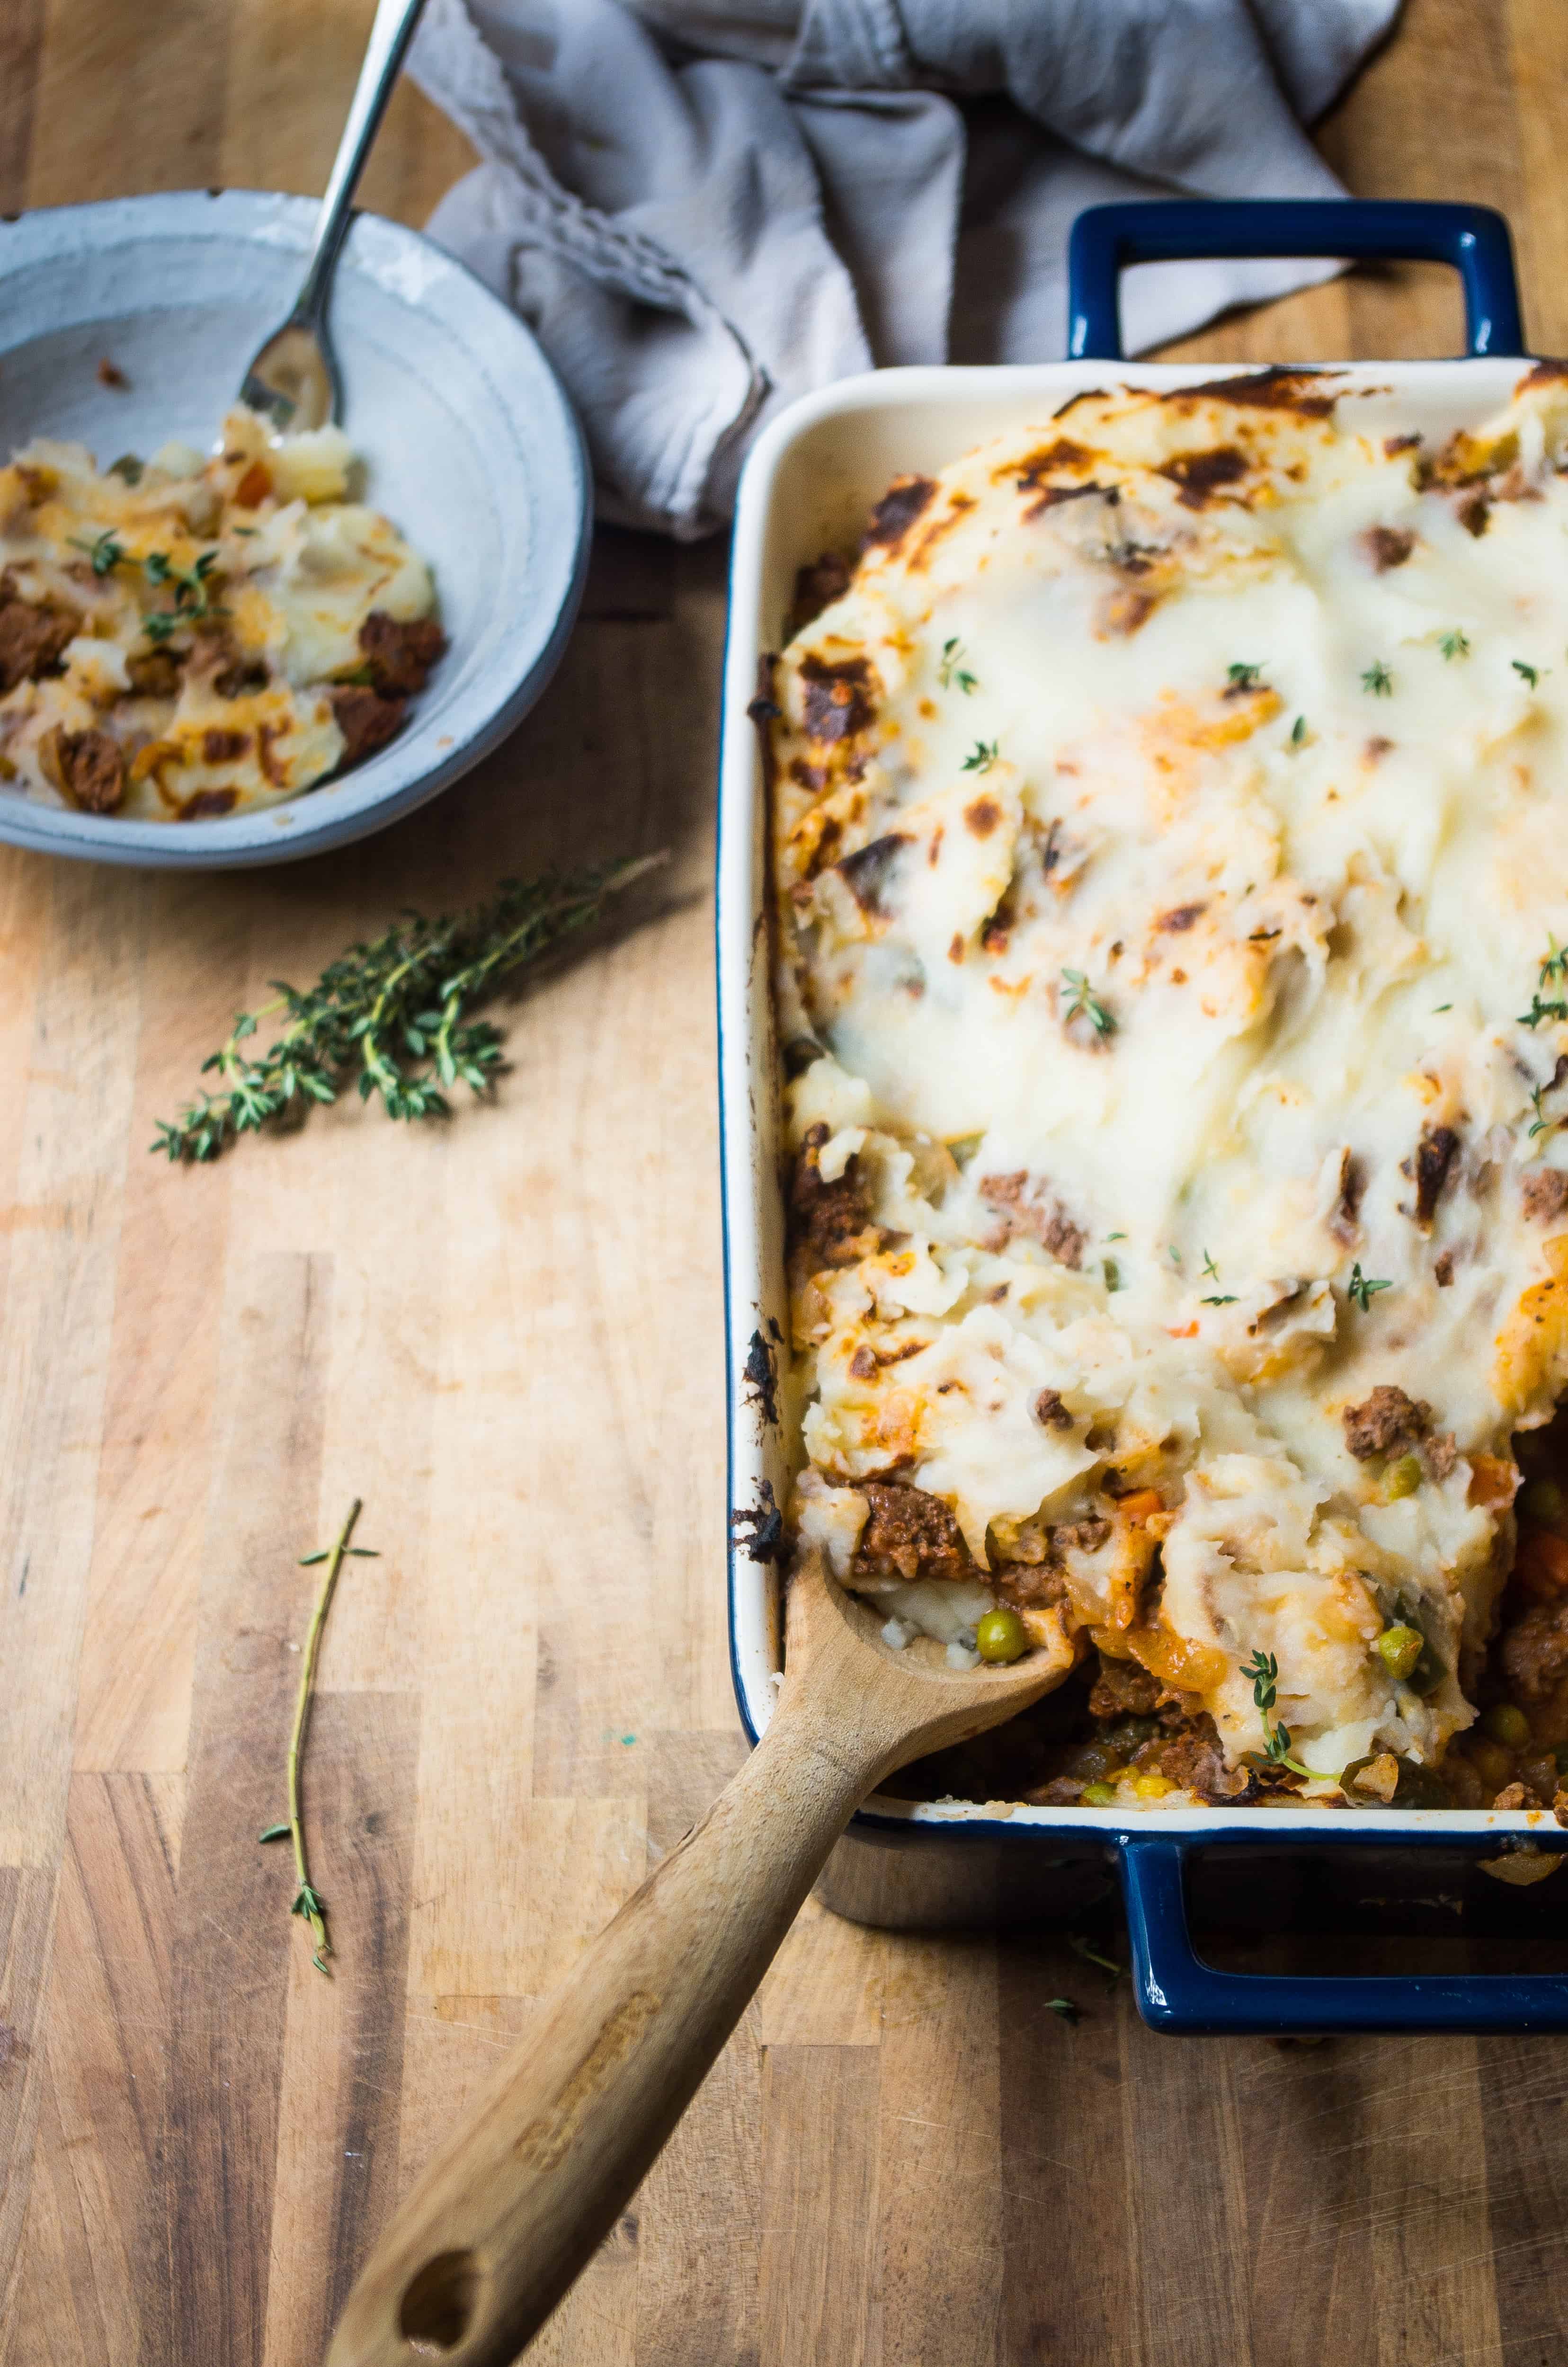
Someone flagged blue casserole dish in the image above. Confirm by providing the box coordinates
[718,197,1568,2035]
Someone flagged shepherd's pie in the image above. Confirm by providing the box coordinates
[0,406,442,821]
[761,362,1568,1813]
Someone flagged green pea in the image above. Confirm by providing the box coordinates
[1521,1478,1568,1529]
[1080,1780,1119,1806]
[1377,1624,1425,1681]
[975,1606,1027,1664]
[1384,1454,1422,1501]
[1482,1701,1532,1749]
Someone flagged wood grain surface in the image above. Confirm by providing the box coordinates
[4,5,1568,2363]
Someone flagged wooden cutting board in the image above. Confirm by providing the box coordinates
[5,4,1568,2363]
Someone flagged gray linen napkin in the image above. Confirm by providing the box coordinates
[409,0,1400,536]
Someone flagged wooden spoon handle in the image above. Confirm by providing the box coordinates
[325,1691,884,2366]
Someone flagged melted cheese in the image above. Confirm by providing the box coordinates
[772,364,1568,1789]
[0,406,436,819]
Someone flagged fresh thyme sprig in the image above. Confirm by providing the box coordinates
[939,637,977,694]
[962,738,999,773]
[1241,1648,1333,1782]
[1289,714,1308,749]
[258,1500,380,1974]
[1346,1262,1392,1313]
[1514,659,1545,689]
[1530,1083,1559,1141]
[141,547,223,643]
[151,854,666,1161]
[1361,660,1393,696]
[68,529,126,576]
[1227,661,1264,692]
[1438,629,1470,660]
[1060,969,1115,1037]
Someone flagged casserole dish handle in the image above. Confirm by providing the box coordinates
[1068,197,1524,362]
[1119,1833,1568,2034]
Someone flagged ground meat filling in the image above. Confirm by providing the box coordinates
[851,1481,971,1584]
[993,1559,1069,1611]
[125,648,183,698]
[1343,1383,1432,1460]
[317,612,447,769]
[358,610,446,696]
[0,584,78,693]
[52,728,125,814]
[789,1123,884,1272]
[328,684,408,767]
[978,1171,1085,1268]
[1087,1654,1161,1720]
[1361,524,1417,571]
[1152,1713,1255,1803]
[1499,1596,1568,1700]
[1523,1167,1568,1223]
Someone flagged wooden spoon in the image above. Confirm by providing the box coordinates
[326,1558,1072,2366]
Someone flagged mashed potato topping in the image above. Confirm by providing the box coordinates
[0,406,442,820]
[766,363,1568,1807]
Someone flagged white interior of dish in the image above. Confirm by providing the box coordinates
[719,354,1568,1842]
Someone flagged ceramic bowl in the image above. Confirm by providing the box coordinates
[0,188,591,869]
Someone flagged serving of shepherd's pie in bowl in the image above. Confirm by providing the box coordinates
[0,189,590,868]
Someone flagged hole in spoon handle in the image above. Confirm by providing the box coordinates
[397,2248,483,2356]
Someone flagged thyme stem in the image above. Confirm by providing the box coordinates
[282,1497,361,1975]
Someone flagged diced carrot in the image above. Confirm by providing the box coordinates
[1116,1488,1165,1525]
[1515,1524,1568,1601]
[1469,1452,1520,1510]
[234,460,272,508]
[1166,1321,1199,1338]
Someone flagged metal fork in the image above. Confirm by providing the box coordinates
[239,0,428,430]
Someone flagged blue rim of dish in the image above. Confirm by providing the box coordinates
[0,190,593,869]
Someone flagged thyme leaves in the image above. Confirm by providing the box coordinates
[939,637,978,694]
[1241,1648,1333,1783]
[140,546,223,641]
[1346,1263,1392,1314]
[151,854,666,1161]
[68,529,126,576]
[1196,1244,1233,1301]
[1060,969,1114,1038]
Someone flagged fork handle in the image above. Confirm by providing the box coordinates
[323,1689,887,2367]
[294,0,428,322]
